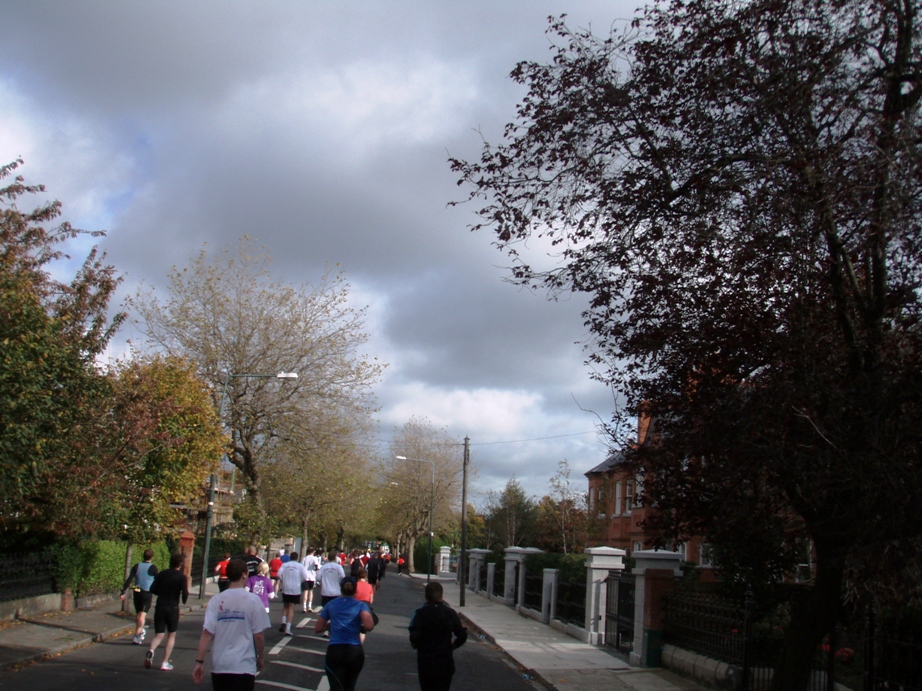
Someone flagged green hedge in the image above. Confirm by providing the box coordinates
[413,537,447,574]
[55,540,171,598]
[525,552,587,583]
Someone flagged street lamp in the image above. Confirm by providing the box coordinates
[199,371,298,598]
[396,455,435,584]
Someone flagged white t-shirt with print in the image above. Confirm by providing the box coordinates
[203,587,271,676]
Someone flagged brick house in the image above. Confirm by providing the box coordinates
[585,415,708,565]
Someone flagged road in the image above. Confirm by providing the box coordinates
[0,573,542,690]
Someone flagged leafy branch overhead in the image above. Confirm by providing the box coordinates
[452,2,922,689]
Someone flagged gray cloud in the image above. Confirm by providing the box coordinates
[0,0,640,499]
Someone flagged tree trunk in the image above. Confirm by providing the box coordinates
[122,543,133,614]
[770,541,846,691]
[407,535,417,574]
[301,516,309,553]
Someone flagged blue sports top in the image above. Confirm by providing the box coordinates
[135,562,156,591]
[320,597,370,646]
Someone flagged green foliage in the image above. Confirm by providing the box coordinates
[413,536,446,574]
[0,160,124,536]
[525,552,586,584]
[54,540,170,598]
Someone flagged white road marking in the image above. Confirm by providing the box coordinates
[256,681,309,691]
[296,616,313,628]
[316,676,330,691]
[272,660,323,673]
[269,635,294,655]
[289,647,325,657]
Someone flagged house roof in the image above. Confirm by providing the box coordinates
[585,449,628,476]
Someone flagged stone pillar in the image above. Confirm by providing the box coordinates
[438,545,452,577]
[542,568,559,625]
[584,546,626,645]
[503,547,542,609]
[486,562,496,600]
[630,550,683,667]
[179,531,196,584]
[468,549,491,593]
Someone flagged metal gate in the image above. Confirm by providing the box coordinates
[604,571,635,652]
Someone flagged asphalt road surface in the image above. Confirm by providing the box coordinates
[0,572,543,690]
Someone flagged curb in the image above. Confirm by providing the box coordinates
[0,601,206,672]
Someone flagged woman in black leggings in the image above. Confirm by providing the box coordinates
[314,576,375,691]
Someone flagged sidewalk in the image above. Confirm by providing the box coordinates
[414,574,706,691]
[0,581,215,672]
[2,574,707,691]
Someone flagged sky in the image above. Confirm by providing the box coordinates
[0,1,643,503]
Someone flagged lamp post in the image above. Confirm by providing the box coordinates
[199,371,298,599]
[459,436,469,607]
[396,455,435,584]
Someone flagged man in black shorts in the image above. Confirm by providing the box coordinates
[120,548,158,645]
[145,553,189,671]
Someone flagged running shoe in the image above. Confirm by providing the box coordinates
[279,623,286,633]
[144,650,153,669]
[284,629,293,636]
[139,628,146,641]
[132,635,141,645]
[160,661,173,671]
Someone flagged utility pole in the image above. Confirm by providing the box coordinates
[459,436,470,607]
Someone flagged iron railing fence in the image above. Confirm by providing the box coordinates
[867,607,922,691]
[479,563,488,592]
[663,591,747,663]
[555,579,586,628]
[522,572,542,611]
[664,592,922,691]
[0,552,56,602]
[492,564,505,599]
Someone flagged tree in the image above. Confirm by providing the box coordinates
[110,354,226,540]
[452,4,922,689]
[483,478,537,551]
[382,417,462,573]
[0,159,125,540]
[534,460,588,554]
[134,239,384,533]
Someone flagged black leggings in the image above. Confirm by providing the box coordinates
[325,644,365,691]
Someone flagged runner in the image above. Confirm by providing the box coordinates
[144,553,189,671]
[314,576,375,691]
[214,552,231,593]
[120,548,158,645]
[246,561,275,613]
[301,548,320,613]
[276,551,308,636]
[409,581,468,691]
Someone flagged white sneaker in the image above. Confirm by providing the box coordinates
[160,661,173,671]
[132,635,141,645]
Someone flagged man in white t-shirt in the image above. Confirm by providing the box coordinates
[300,548,321,613]
[192,559,270,691]
[316,552,345,607]
[276,552,308,636]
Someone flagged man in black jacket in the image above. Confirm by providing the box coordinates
[408,582,467,691]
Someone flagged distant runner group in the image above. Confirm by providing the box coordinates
[122,546,463,691]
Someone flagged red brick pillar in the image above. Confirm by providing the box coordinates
[179,531,196,584]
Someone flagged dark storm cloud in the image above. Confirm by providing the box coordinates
[0,0,641,498]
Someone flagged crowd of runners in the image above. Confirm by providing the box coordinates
[122,545,459,691]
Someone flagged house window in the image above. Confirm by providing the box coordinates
[614,481,622,516]
[633,541,643,553]
[624,481,633,515]
[700,543,714,567]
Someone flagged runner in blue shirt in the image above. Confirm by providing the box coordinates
[314,576,375,691]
